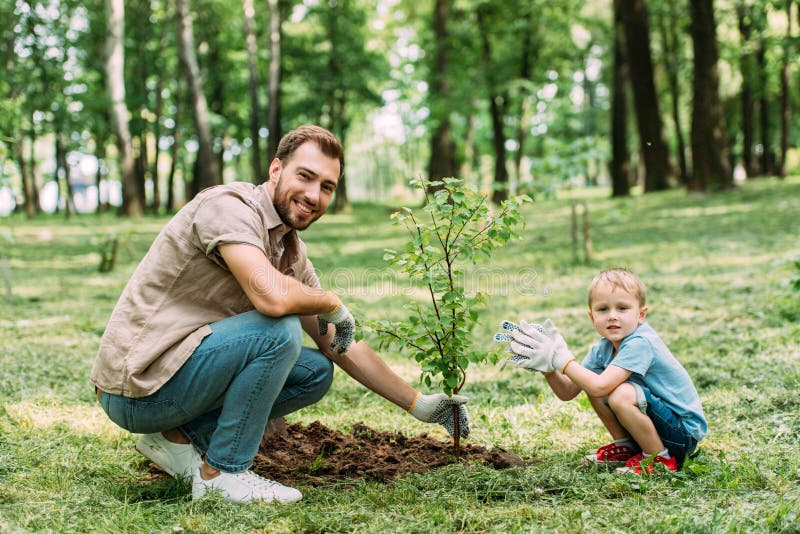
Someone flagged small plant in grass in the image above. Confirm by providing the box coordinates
[367,177,529,455]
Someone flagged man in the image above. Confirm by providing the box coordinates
[92,125,468,504]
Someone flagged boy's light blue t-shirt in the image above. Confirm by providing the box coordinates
[582,322,707,441]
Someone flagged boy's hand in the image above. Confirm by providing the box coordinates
[494,320,556,372]
[513,319,575,373]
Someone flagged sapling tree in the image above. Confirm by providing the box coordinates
[368,177,529,455]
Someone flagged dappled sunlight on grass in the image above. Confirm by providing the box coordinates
[5,400,124,438]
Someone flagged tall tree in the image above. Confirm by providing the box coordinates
[266,0,282,162]
[689,0,733,190]
[610,0,631,197]
[778,0,792,178]
[105,0,143,216]
[475,4,509,204]
[619,0,671,191]
[176,0,221,199]
[737,4,758,178]
[243,0,262,181]
[427,0,457,184]
[655,0,689,184]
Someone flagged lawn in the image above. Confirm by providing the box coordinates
[1,177,798,533]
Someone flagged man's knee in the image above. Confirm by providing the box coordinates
[308,351,334,400]
[272,315,304,354]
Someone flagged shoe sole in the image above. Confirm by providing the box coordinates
[583,454,628,467]
[135,442,181,478]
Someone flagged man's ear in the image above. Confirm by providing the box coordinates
[268,157,282,181]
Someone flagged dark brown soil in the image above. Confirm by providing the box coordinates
[252,420,526,487]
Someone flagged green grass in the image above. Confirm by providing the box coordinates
[1,177,799,533]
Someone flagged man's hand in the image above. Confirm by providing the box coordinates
[317,302,355,354]
[409,393,470,438]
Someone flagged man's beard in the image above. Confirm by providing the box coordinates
[272,175,319,230]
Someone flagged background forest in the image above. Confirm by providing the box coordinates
[0,0,798,216]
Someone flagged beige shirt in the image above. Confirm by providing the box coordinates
[91,182,320,397]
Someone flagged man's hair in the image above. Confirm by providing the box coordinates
[274,125,344,179]
[588,268,647,307]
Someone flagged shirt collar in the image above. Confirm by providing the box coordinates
[257,182,293,242]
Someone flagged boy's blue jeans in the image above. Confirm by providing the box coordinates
[630,382,698,467]
[99,310,334,473]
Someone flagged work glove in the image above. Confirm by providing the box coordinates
[494,320,555,372]
[512,319,575,374]
[317,301,355,354]
[408,392,470,438]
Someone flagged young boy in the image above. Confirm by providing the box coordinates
[497,268,706,474]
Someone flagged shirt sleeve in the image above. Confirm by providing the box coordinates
[192,189,267,263]
[581,344,605,374]
[609,336,655,376]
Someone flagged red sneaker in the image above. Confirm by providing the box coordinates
[616,452,678,474]
[584,442,637,466]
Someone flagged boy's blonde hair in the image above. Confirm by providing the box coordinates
[588,268,647,307]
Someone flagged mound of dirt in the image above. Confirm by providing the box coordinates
[252,420,526,487]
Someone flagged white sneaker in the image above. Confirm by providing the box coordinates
[191,468,302,504]
[135,433,202,481]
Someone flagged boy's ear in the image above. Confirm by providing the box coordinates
[588,310,594,322]
[638,306,649,324]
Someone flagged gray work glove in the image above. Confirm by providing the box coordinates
[494,319,556,373]
[409,393,470,438]
[317,302,355,354]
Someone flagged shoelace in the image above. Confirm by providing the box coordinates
[235,471,283,493]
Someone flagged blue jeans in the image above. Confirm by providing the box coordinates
[99,310,334,472]
[630,382,697,467]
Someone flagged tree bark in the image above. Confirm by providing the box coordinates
[266,0,282,162]
[476,7,508,204]
[610,0,631,197]
[15,134,36,218]
[658,1,688,184]
[427,0,457,187]
[176,0,221,199]
[689,0,733,191]
[778,0,792,178]
[619,0,671,192]
[243,0,262,182]
[756,38,772,175]
[737,6,758,178]
[105,0,143,217]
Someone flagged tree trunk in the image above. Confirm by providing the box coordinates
[243,0,262,182]
[94,140,109,213]
[476,7,508,204]
[513,9,534,193]
[778,0,791,178]
[29,122,41,213]
[619,0,671,192]
[15,134,36,218]
[136,132,148,208]
[151,76,164,212]
[56,133,74,218]
[266,0,282,162]
[105,0,143,217]
[737,6,758,178]
[176,0,221,199]
[610,0,631,197]
[756,39,772,176]
[658,1,688,184]
[167,85,183,213]
[427,0,457,187]
[689,0,733,191]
